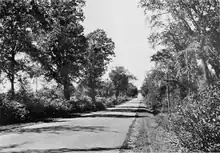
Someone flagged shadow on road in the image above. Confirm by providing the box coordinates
[2,147,130,153]
[77,105,154,118]
[0,142,30,152]
[16,125,116,134]
[80,113,152,118]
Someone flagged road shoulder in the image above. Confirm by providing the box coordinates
[120,113,181,153]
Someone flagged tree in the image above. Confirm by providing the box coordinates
[28,0,87,100]
[109,66,136,98]
[0,0,42,99]
[139,0,220,87]
[83,29,115,103]
[97,79,114,98]
[141,68,166,97]
[126,83,138,97]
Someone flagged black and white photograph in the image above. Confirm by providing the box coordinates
[0,0,220,152]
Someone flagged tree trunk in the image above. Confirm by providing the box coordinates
[115,90,119,99]
[166,70,170,115]
[200,37,212,87]
[211,65,220,79]
[63,75,70,100]
[90,87,96,103]
[200,56,211,86]
[10,51,15,99]
[10,78,15,99]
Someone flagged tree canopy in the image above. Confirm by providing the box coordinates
[109,66,137,98]
[81,29,115,103]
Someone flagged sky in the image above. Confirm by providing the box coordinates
[83,0,156,88]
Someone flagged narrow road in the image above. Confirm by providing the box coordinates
[0,95,149,153]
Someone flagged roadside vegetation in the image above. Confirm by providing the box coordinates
[140,0,220,152]
[0,0,138,125]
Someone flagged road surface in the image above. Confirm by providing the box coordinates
[0,95,149,153]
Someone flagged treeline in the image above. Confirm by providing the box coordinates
[0,0,138,125]
[139,0,220,152]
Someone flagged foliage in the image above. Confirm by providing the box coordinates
[140,68,166,98]
[0,0,41,98]
[126,83,138,97]
[97,79,115,98]
[139,0,220,87]
[82,29,115,103]
[171,82,220,152]
[139,2,220,151]
[109,66,136,98]
[27,0,87,100]
[0,98,29,125]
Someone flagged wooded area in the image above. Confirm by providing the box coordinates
[140,0,220,152]
[0,0,138,125]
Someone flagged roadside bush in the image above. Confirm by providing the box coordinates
[102,97,116,107]
[95,97,107,110]
[0,84,132,125]
[171,82,220,152]
[68,96,96,113]
[0,99,29,125]
[117,95,130,104]
[44,98,73,117]
[101,95,130,108]
[95,101,107,111]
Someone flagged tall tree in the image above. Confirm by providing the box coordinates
[83,29,115,103]
[139,0,220,87]
[109,66,136,98]
[28,0,87,100]
[0,0,41,98]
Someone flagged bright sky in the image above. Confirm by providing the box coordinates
[83,0,156,88]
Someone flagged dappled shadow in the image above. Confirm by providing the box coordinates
[116,105,148,109]
[0,142,30,152]
[106,108,153,113]
[80,113,151,118]
[6,146,129,153]
[0,120,71,133]
[77,105,155,118]
[16,125,117,134]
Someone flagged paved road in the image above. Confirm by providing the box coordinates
[0,95,148,153]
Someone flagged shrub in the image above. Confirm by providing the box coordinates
[67,96,96,113]
[0,99,29,125]
[95,98,107,111]
[117,95,130,104]
[171,82,220,152]
[43,98,73,117]
[104,97,116,107]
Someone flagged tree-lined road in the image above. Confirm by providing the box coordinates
[0,95,149,153]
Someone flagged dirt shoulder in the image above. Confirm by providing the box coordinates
[120,112,181,153]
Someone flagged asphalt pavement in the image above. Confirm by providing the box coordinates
[0,94,149,153]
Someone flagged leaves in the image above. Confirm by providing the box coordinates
[140,0,220,86]
[109,66,136,98]
[79,29,115,102]
[171,82,220,152]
